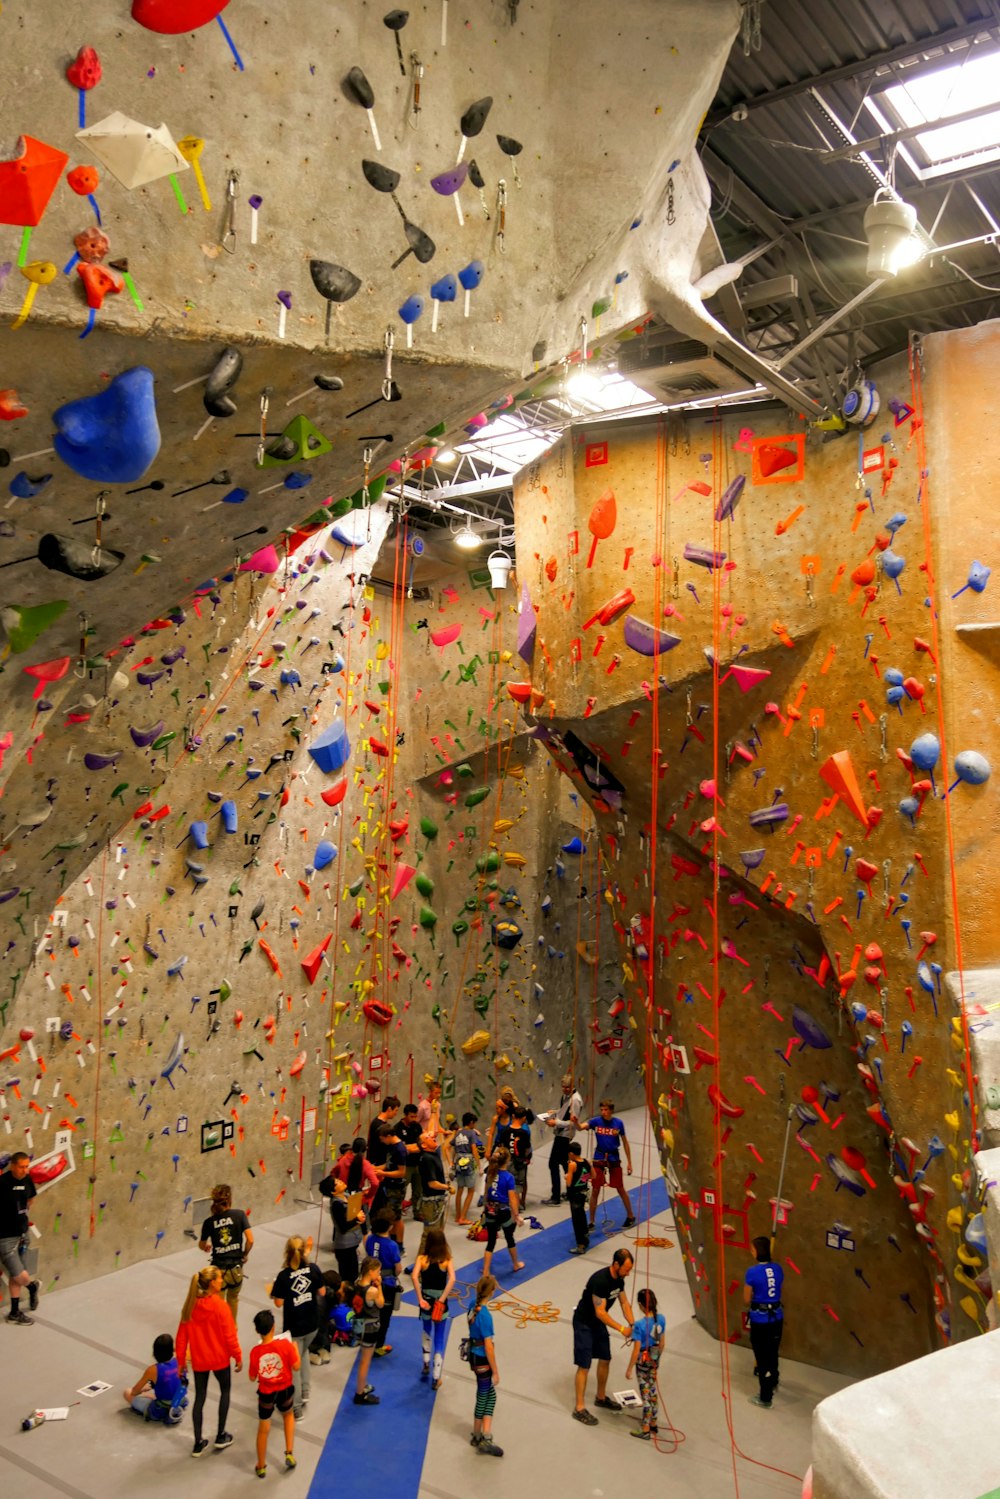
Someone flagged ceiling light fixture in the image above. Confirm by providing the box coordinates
[864,189,921,276]
[437,448,457,464]
[452,519,482,550]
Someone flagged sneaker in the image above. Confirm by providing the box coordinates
[374,1344,392,1357]
[750,1395,772,1409]
[419,1367,430,1382]
[431,1378,442,1391]
[192,1440,209,1457]
[470,1433,482,1447]
[284,1453,296,1471]
[622,1217,637,1229]
[321,1350,331,1364]
[7,1310,33,1326]
[293,1409,304,1421]
[353,1391,379,1405]
[630,1428,652,1440]
[541,1197,561,1205]
[28,1282,39,1311]
[595,1395,622,1411]
[214,1432,234,1449]
[568,1245,587,1255]
[255,1466,267,1479]
[309,1351,323,1366]
[477,1438,504,1456]
[572,1408,599,1425]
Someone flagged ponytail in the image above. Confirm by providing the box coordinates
[486,1146,509,1193]
[180,1266,218,1324]
[473,1272,497,1312]
[347,1139,367,1192]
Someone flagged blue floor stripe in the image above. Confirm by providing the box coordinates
[307,1319,446,1499]
[309,1179,669,1499]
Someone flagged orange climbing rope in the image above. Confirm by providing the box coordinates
[87,845,111,1238]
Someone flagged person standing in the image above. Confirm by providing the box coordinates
[327,1175,366,1282]
[334,1138,380,1209]
[417,1079,443,1142]
[542,1072,583,1205]
[176,1265,243,1456]
[249,1309,299,1477]
[485,1088,518,1157]
[199,1183,253,1320]
[574,1098,635,1230]
[481,1147,525,1278]
[373,1121,408,1230]
[365,1207,402,1356]
[270,1236,324,1420]
[400,1103,425,1220]
[0,1151,39,1325]
[367,1096,401,1165]
[467,1273,503,1457]
[452,1112,484,1226]
[744,1235,784,1408]
[565,1143,593,1255]
[350,1257,385,1406]
[416,1131,452,1253]
[625,1287,665,1439]
[412,1228,456,1389]
[570,1248,634,1425]
[508,1107,533,1206]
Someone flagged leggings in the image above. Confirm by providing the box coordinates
[474,1365,497,1419]
[377,1292,395,1349]
[420,1317,448,1379]
[192,1367,231,1443]
[636,1357,658,1428]
[485,1212,516,1254]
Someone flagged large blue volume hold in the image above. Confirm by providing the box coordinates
[53,366,161,482]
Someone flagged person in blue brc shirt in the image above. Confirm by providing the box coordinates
[743,1235,784,1408]
[572,1098,635,1230]
[122,1332,186,1423]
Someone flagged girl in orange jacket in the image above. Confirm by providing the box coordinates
[176,1266,243,1456]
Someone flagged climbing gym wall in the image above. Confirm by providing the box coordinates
[511,325,997,1380]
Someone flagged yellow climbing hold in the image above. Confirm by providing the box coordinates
[461,1029,491,1056]
[502,852,526,868]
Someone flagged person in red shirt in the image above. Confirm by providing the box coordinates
[334,1138,381,1206]
[176,1266,243,1457]
[249,1309,300,1477]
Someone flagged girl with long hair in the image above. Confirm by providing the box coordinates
[176,1265,242,1457]
[411,1227,456,1389]
[625,1287,665,1439]
[482,1147,524,1277]
[270,1235,324,1420]
[467,1273,503,1457]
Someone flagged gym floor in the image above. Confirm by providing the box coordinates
[0,1108,850,1497]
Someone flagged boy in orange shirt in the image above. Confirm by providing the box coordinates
[248,1309,299,1477]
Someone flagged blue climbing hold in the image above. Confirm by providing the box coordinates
[313,839,337,870]
[284,471,313,489]
[53,366,160,483]
[189,820,209,849]
[221,800,237,833]
[308,719,350,774]
[561,837,586,855]
[9,471,52,498]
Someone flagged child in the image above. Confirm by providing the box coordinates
[625,1287,665,1439]
[452,1112,484,1226]
[123,1333,186,1423]
[565,1142,593,1255]
[365,1207,402,1356]
[249,1309,299,1477]
[412,1228,456,1389]
[309,1269,343,1365]
[509,1107,533,1205]
[350,1258,385,1406]
[467,1273,503,1457]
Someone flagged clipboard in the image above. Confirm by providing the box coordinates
[346,1191,365,1220]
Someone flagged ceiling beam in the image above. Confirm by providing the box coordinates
[703,17,1000,127]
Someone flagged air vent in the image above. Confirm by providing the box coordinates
[618,339,749,400]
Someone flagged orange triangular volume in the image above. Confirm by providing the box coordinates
[819,750,869,827]
[758,443,798,477]
[301,933,332,984]
[727,663,772,693]
[390,862,416,900]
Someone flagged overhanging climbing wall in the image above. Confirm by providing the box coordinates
[510,325,998,1380]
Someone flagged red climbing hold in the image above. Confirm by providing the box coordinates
[301,934,332,984]
[66,46,103,90]
[131,0,232,32]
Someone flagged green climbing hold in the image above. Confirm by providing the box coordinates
[464,787,490,808]
[152,732,176,751]
[452,919,469,944]
[431,1004,441,1024]
[415,872,434,898]
[475,850,501,873]
[474,994,490,1015]
[2,600,69,653]
[455,763,474,778]
[420,817,438,840]
[419,906,438,930]
[327,495,353,518]
[349,876,365,897]
[592,295,613,318]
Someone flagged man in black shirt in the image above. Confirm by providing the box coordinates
[571,1248,634,1424]
[399,1104,424,1219]
[199,1183,254,1316]
[373,1123,408,1235]
[0,1152,40,1325]
[416,1133,451,1254]
[366,1096,401,1169]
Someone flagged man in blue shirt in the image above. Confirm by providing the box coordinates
[743,1235,784,1407]
[573,1099,635,1230]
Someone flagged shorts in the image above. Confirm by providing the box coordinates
[258,1384,294,1420]
[592,1162,624,1191]
[0,1236,27,1280]
[573,1317,611,1369]
[356,1318,381,1349]
[455,1167,478,1189]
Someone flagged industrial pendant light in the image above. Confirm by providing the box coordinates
[863,189,920,277]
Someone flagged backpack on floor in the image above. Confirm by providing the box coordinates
[466,1215,488,1243]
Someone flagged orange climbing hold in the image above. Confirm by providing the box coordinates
[586,487,617,567]
[321,777,348,807]
[258,938,282,975]
[301,933,332,984]
[818,750,869,828]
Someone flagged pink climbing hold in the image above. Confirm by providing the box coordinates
[430,622,462,648]
[240,544,281,575]
[390,863,417,900]
[23,657,70,697]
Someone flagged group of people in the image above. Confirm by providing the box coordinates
[3,1080,786,1474]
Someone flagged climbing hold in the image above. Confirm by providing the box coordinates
[308,720,351,775]
[461,1029,490,1055]
[320,778,348,807]
[53,366,160,483]
[313,840,337,871]
[77,261,122,310]
[0,136,69,226]
[755,441,799,477]
[0,600,68,653]
[77,112,189,189]
[301,934,332,985]
[22,656,71,697]
[622,615,681,656]
[67,164,99,196]
[131,0,232,32]
[67,47,103,90]
[819,750,870,828]
[239,545,281,575]
[203,346,243,418]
